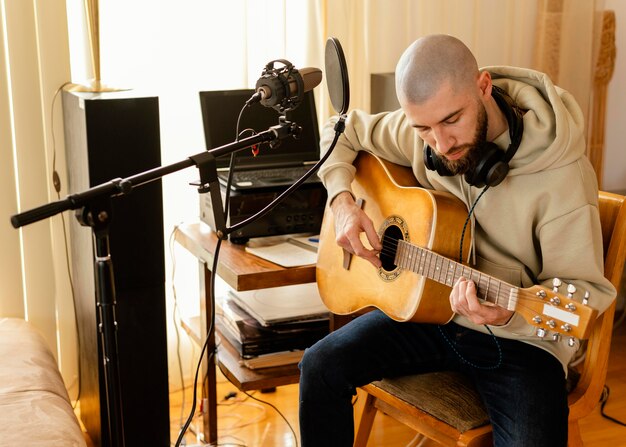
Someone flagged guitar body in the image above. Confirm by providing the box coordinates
[317,151,471,323]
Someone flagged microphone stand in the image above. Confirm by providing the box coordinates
[10,119,301,447]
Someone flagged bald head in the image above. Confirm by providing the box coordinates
[395,35,479,105]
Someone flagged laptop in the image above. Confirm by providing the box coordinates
[199,89,322,191]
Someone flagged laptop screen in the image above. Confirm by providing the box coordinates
[199,89,320,170]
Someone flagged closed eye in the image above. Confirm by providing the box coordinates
[413,107,464,131]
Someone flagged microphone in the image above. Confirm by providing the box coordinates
[247,59,322,112]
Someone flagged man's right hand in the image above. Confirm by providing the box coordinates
[330,192,382,268]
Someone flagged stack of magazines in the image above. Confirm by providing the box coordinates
[216,283,330,369]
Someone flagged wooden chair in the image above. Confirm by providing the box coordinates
[354,191,626,447]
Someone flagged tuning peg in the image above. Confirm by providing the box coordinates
[536,289,547,299]
[583,291,590,306]
[536,327,546,338]
[547,320,556,329]
[550,296,561,306]
[568,337,576,348]
[533,316,543,324]
[552,333,561,342]
[552,278,562,292]
[560,323,572,333]
[566,284,576,298]
[565,303,576,312]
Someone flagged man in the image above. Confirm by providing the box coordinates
[298,34,615,446]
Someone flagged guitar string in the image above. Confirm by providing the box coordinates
[370,187,500,369]
[378,236,516,304]
[378,236,579,310]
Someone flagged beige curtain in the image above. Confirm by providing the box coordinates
[533,0,613,187]
[0,0,77,394]
[319,0,604,129]
[533,0,606,132]
[321,0,539,118]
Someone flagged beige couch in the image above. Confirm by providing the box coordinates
[0,318,87,447]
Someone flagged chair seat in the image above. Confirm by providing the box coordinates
[371,371,490,432]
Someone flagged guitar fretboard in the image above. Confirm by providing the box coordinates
[393,238,518,311]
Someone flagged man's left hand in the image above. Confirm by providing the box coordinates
[450,277,514,326]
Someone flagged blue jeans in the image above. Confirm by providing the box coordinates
[299,310,568,447]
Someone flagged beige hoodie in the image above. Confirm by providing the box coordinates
[317,66,616,372]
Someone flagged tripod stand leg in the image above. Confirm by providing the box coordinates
[94,233,125,446]
[81,202,125,447]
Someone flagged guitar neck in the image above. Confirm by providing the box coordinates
[395,239,519,311]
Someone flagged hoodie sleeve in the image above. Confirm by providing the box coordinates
[536,200,616,316]
[318,108,427,203]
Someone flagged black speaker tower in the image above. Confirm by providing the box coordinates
[62,90,170,447]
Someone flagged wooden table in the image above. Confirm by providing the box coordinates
[174,222,317,444]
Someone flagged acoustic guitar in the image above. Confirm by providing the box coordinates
[316,151,597,341]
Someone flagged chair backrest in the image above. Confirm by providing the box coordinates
[569,191,626,418]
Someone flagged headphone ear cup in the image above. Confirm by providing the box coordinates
[423,144,453,177]
[464,142,509,187]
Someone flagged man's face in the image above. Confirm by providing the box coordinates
[402,81,489,176]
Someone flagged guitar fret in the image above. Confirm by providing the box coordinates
[485,276,488,304]
[446,259,454,286]
[428,251,435,279]
[394,239,513,311]
[402,244,408,269]
[496,281,501,305]
[401,242,409,269]
[401,242,409,270]
[438,256,444,281]
[413,246,420,273]
[423,251,430,278]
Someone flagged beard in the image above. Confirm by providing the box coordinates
[438,102,489,176]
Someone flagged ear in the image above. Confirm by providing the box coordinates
[477,71,492,99]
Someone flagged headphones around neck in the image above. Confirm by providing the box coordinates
[423,85,524,188]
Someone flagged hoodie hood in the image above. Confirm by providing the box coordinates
[485,66,587,176]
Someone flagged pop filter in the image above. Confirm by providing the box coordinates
[324,37,350,115]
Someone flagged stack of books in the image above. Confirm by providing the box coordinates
[216,283,330,369]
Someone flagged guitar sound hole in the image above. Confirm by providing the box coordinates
[380,225,404,272]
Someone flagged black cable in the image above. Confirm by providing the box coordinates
[458,185,490,264]
[175,238,222,447]
[51,81,82,408]
[233,382,299,447]
[176,115,345,446]
[226,127,342,236]
[222,104,253,220]
[177,107,257,444]
[169,226,188,431]
[437,184,503,370]
[600,385,626,426]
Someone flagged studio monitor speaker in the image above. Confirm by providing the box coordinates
[62,90,170,447]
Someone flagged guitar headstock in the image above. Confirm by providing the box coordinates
[518,279,598,343]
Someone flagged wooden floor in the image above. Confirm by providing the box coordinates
[168,314,626,447]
